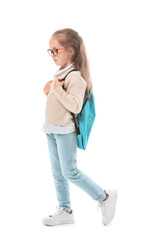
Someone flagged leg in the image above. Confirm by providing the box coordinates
[46,133,71,211]
[54,132,106,202]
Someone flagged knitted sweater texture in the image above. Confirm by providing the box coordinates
[44,65,87,125]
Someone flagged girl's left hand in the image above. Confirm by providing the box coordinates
[54,78,65,89]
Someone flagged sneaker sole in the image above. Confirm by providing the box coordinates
[42,219,75,226]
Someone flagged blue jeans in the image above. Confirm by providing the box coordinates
[46,131,106,212]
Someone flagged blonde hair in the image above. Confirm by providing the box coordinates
[51,28,93,99]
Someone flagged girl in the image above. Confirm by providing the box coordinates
[42,28,117,226]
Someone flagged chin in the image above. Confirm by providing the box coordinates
[54,61,60,66]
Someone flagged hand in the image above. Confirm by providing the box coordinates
[43,80,53,96]
[54,78,64,90]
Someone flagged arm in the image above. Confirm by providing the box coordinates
[52,73,87,114]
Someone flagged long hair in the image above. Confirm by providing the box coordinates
[51,28,93,99]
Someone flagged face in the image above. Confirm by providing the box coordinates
[49,36,74,69]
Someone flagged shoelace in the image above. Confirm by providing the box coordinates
[49,206,65,218]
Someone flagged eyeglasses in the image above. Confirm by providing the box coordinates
[47,47,66,56]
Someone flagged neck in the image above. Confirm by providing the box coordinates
[54,63,75,78]
[60,62,73,70]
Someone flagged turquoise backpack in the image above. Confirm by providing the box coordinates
[61,69,96,150]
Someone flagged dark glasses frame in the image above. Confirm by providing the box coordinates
[47,47,66,56]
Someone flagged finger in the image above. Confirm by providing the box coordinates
[56,78,61,82]
[60,81,65,85]
[57,78,64,82]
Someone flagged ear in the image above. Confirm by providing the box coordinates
[68,47,75,56]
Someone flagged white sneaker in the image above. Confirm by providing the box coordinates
[41,206,75,226]
[98,189,118,225]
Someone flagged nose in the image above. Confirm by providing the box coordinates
[51,52,54,57]
[51,54,55,59]
[52,54,57,60]
[52,56,56,61]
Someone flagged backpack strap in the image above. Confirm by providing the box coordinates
[60,69,78,82]
[60,68,80,135]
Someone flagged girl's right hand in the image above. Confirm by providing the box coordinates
[43,80,53,96]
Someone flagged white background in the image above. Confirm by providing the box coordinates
[0,0,141,239]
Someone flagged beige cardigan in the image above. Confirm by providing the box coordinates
[44,65,87,125]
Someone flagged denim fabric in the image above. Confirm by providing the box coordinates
[46,131,106,212]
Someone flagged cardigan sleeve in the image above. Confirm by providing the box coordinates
[52,72,87,114]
